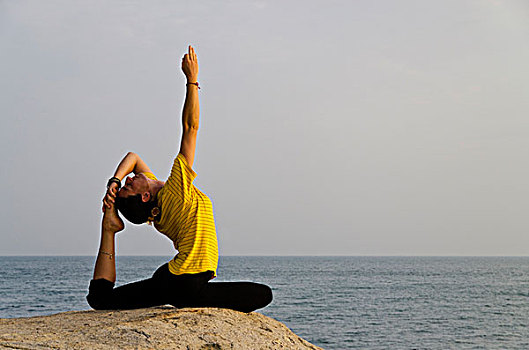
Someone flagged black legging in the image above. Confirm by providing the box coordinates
[86,263,273,313]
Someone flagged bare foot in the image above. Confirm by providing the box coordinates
[102,203,124,233]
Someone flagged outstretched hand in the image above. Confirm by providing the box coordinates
[102,202,124,233]
[181,45,199,82]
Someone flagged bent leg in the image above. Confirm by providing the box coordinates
[195,281,273,313]
[86,264,168,310]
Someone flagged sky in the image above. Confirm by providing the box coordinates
[1,0,528,256]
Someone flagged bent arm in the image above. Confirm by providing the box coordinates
[112,152,152,181]
[102,152,152,211]
[179,45,200,168]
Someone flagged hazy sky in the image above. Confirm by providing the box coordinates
[1,0,528,256]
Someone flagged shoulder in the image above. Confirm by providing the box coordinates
[175,153,197,178]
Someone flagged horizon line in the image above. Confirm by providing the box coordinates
[0,254,528,258]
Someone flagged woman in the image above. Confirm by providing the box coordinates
[86,46,272,313]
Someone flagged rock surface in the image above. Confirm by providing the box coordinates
[0,307,322,349]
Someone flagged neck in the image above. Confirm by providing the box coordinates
[148,179,165,199]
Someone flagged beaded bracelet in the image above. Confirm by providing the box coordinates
[186,82,201,89]
[99,250,114,260]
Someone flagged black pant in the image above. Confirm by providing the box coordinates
[86,263,273,313]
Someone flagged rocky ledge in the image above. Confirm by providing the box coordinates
[0,307,322,349]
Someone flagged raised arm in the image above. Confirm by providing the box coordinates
[179,45,200,168]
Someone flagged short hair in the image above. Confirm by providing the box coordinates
[115,194,157,225]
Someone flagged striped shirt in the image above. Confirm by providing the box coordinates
[153,153,218,276]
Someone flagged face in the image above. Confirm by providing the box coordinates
[117,173,150,198]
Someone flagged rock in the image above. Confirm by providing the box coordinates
[0,306,322,349]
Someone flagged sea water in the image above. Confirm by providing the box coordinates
[1,256,529,349]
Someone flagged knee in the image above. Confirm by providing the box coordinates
[252,283,273,310]
[86,291,115,310]
[86,293,106,310]
[260,284,273,307]
[86,279,115,310]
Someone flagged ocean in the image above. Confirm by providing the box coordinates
[1,256,528,349]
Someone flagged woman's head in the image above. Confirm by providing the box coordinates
[115,174,159,224]
[118,174,150,199]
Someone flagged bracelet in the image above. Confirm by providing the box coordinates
[186,82,200,89]
[107,177,121,189]
[99,250,114,260]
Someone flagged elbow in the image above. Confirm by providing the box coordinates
[125,151,139,162]
[183,124,199,133]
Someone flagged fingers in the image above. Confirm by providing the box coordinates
[102,188,117,211]
[183,46,196,61]
[106,190,116,202]
[106,194,115,204]
[181,45,198,80]
[102,199,111,210]
[103,198,112,208]
[103,197,116,211]
[102,182,120,212]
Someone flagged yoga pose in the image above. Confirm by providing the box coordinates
[87,46,272,312]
